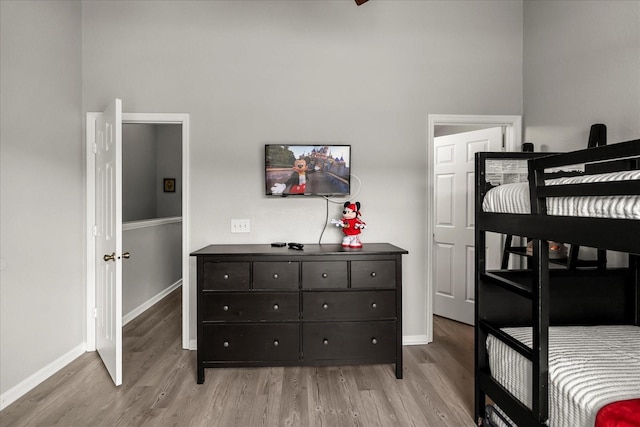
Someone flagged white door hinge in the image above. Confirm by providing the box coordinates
[93,225,98,236]
[92,307,97,318]
[92,143,97,154]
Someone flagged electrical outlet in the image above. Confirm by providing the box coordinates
[231,219,250,233]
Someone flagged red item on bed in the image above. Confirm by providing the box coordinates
[595,399,640,427]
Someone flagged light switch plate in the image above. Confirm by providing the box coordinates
[231,219,250,233]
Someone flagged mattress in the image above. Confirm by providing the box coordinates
[486,325,640,427]
[482,170,640,219]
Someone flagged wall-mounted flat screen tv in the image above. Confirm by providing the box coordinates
[265,145,351,196]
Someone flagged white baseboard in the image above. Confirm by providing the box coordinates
[0,344,86,412]
[403,334,431,345]
[123,279,182,326]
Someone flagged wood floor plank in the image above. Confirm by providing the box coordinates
[280,366,306,427]
[0,287,476,427]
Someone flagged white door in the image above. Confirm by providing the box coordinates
[433,127,503,325]
[95,99,123,385]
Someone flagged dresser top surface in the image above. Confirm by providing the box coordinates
[191,243,408,257]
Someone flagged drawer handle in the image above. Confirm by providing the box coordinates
[370,272,376,278]
[273,273,279,279]
[273,340,279,347]
[223,341,230,348]
[322,273,328,279]
[273,304,279,311]
[223,274,229,280]
[222,305,229,311]
[323,339,329,346]
[371,338,378,345]
[322,303,329,309]
[371,302,377,309]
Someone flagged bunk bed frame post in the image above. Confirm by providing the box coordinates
[528,158,550,423]
[474,152,488,426]
[632,254,640,326]
[531,239,550,422]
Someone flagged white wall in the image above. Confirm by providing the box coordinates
[523,0,640,151]
[81,0,524,344]
[0,0,84,401]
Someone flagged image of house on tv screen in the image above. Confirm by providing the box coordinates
[265,145,351,196]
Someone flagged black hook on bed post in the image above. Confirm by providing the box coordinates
[587,123,607,148]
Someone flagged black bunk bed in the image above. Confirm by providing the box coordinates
[474,139,640,427]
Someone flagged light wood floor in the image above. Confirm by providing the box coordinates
[1,289,476,427]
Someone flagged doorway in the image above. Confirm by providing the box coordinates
[85,111,191,375]
[121,123,183,326]
[425,114,521,342]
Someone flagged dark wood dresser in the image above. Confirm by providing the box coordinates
[191,243,408,383]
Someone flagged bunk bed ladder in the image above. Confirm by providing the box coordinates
[475,152,551,426]
[475,240,551,425]
[476,245,551,425]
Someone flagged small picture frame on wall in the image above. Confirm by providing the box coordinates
[164,178,176,193]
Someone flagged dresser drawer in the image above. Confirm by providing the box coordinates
[253,262,299,289]
[303,321,396,361]
[302,261,348,289]
[201,323,299,362]
[202,292,299,322]
[351,260,396,288]
[303,291,395,321]
[202,261,250,290]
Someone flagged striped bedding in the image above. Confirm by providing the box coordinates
[486,325,640,427]
[482,170,640,219]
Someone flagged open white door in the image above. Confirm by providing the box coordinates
[95,99,123,385]
[433,127,503,325]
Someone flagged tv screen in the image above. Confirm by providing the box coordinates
[265,145,351,196]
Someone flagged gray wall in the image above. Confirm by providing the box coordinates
[123,222,182,317]
[81,0,524,345]
[522,0,640,268]
[1,0,84,398]
[123,124,158,221]
[156,125,183,218]
[523,0,640,150]
[123,123,182,221]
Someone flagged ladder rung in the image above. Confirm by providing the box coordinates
[481,272,532,299]
[479,320,533,360]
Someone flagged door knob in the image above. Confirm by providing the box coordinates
[103,252,130,262]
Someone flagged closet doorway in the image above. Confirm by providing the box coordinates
[426,115,521,340]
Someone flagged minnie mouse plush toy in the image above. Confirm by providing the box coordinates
[331,201,366,248]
